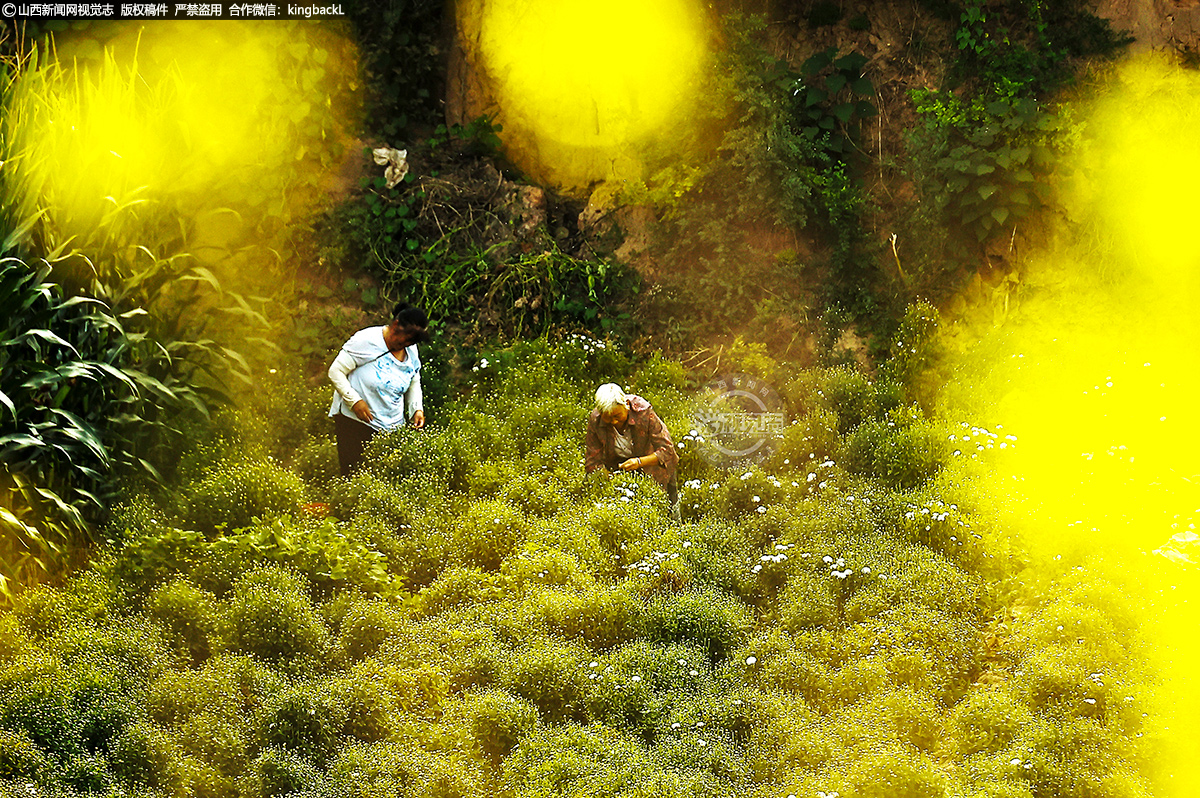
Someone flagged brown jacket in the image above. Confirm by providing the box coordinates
[584,395,678,488]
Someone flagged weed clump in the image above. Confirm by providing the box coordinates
[186,458,308,532]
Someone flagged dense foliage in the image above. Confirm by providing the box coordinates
[0,337,1155,798]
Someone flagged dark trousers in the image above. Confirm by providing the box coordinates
[334,413,375,477]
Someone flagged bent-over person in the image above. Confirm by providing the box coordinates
[585,383,681,522]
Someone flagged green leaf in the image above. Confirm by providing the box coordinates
[832,103,855,123]
[851,77,874,96]
[833,52,868,73]
[802,48,834,76]
[977,184,998,200]
[0,433,45,451]
[825,73,847,93]
[986,100,1010,117]
[48,409,109,464]
[15,328,79,356]
[991,207,1010,224]
[855,100,877,117]
[805,87,828,107]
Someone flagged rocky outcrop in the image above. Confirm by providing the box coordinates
[1096,0,1200,50]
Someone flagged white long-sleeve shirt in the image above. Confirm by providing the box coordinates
[328,326,422,429]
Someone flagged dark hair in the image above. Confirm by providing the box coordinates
[391,303,429,341]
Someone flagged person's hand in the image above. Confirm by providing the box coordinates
[619,457,642,471]
[410,409,426,429]
[352,400,374,423]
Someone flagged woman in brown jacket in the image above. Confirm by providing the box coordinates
[584,383,680,521]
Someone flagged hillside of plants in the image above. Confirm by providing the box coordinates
[0,3,1179,798]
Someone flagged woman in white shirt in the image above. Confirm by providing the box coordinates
[328,304,428,475]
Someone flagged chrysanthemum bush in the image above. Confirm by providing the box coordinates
[0,336,1158,798]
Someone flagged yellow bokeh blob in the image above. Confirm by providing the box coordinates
[4,22,356,258]
[955,51,1200,798]
[471,0,711,190]
[1070,54,1200,286]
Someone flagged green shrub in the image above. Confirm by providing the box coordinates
[336,596,406,661]
[503,397,589,457]
[330,676,392,743]
[650,728,745,789]
[468,460,519,499]
[646,519,756,599]
[828,657,892,705]
[330,741,487,798]
[289,437,338,489]
[258,686,347,767]
[646,588,754,663]
[60,752,114,794]
[255,745,326,798]
[501,549,595,594]
[451,500,529,571]
[9,585,74,638]
[344,659,450,723]
[147,654,284,728]
[497,636,589,723]
[326,471,414,526]
[176,710,248,779]
[354,514,450,591]
[777,570,839,630]
[104,495,177,544]
[0,680,81,760]
[107,721,180,789]
[0,616,30,663]
[501,472,568,517]
[208,517,395,596]
[961,716,1145,798]
[416,567,504,616]
[539,585,645,650]
[107,525,209,595]
[716,467,787,521]
[0,727,50,779]
[842,412,950,490]
[1016,645,1114,717]
[585,641,712,735]
[841,539,985,622]
[1020,594,1125,663]
[501,723,670,797]
[836,603,983,703]
[883,494,988,571]
[147,578,219,665]
[786,366,881,433]
[177,756,238,798]
[750,638,834,709]
[522,513,614,581]
[854,687,942,751]
[770,407,841,471]
[222,566,329,663]
[186,458,307,532]
[950,687,1034,755]
[364,424,476,493]
[464,689,538,764]
[844,747,948,798]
